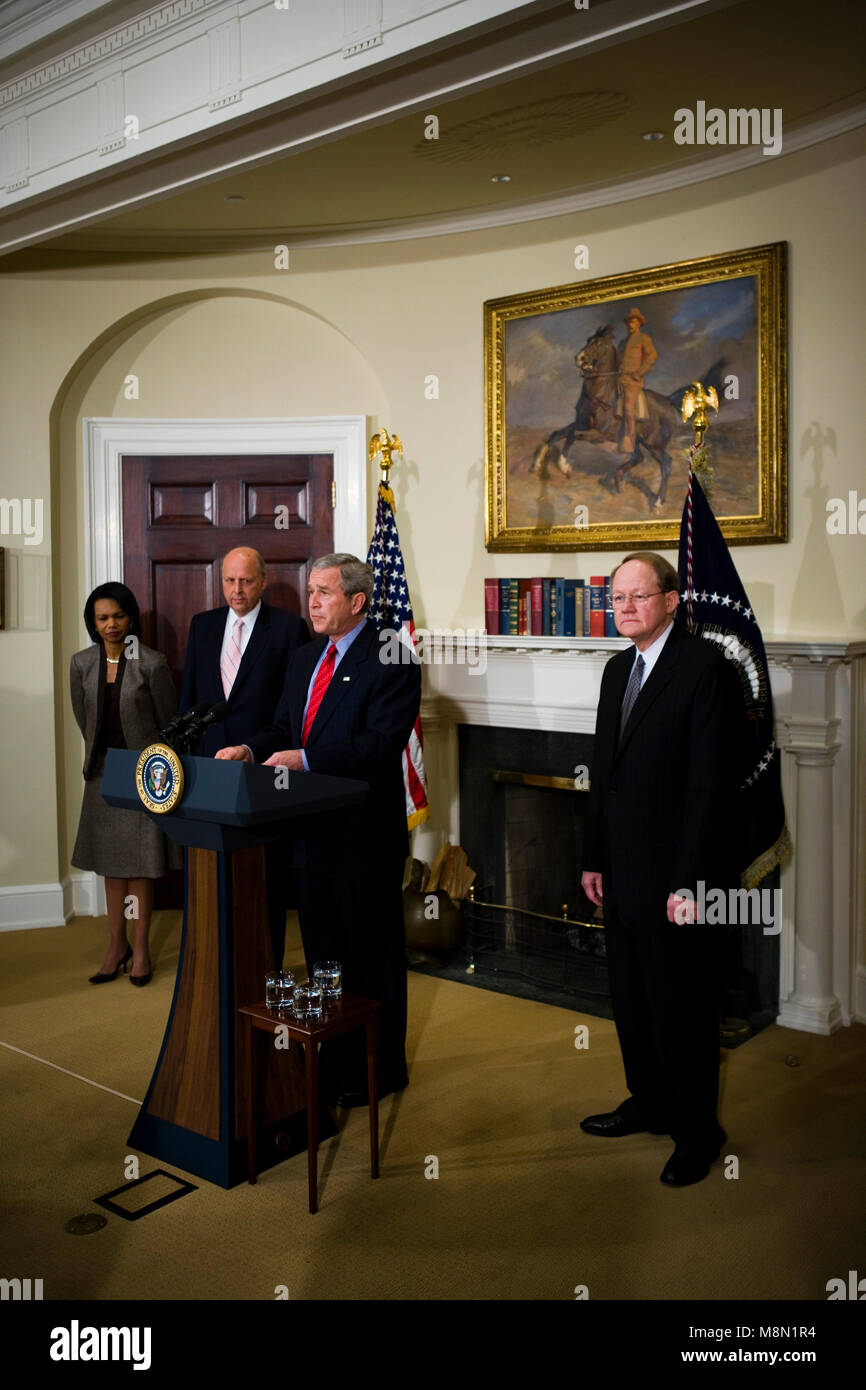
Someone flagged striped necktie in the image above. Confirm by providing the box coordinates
[618,653,645,744]
[302,644,337,745]
[220,617,243,697]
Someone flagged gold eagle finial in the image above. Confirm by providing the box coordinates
[369,428,404,479]
[682,382,719,446]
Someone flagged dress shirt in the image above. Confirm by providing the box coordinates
[629,616,675,684]
[220,600,261,669]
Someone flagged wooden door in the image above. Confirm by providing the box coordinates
[121,454,334,690]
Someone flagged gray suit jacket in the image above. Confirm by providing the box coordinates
[70,643,178,780]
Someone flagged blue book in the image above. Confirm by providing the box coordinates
[499,577,511,635]
[554,578,566,637]
[604,578,617,636]
[563,579,577,637]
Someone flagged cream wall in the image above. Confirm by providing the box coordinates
[0,129,864,897]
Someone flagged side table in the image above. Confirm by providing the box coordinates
[239,993,380,1213]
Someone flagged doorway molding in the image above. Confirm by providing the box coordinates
[82,415,369,590]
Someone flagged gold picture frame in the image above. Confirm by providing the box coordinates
[485,242,787,551]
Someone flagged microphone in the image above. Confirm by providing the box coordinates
[175,700,230,749]
[160,702,211,739]
[189,700,229,733]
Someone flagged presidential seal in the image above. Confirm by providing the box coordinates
[136,743,184,814]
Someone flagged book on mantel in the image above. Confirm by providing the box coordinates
[484,578,595,637]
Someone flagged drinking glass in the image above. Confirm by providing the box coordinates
[292,980,324,1021]
[313,960,342,1000]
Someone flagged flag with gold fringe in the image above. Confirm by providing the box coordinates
[366,480,429,830]
[678,469,792,887]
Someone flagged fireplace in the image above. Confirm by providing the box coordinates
[456,724,612,1015]
[415,634,863,1035]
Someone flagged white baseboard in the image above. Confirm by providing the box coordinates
[0,874,108,930]
[855,965,866,1025]
[68,872,106,919]
[0,882,69,930]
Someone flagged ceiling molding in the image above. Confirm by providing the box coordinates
[0,1,123,64]
[43,103,866,255]
[0,0,741,254]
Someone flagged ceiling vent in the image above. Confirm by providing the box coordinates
[414,91,632,164]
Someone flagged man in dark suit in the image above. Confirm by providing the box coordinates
[180,547,309,757]
[180,546,309,964]
[580,551,746,1187]
[217,553,422,1107]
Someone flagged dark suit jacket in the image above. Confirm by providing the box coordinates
[247,620,422,869]
[180,601,309,756]
[70,643,178,780]
[583,623,746,931]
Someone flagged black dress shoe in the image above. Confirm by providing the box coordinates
[580,1109,666,1137]
[89,945,132,984]
[129,970,152,988]
[660,1134,727,1187]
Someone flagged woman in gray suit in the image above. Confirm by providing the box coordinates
[71,582,179,987]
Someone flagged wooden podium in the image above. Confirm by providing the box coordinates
[102,751,368,1188]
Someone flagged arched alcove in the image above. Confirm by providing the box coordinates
[51,288,388,905]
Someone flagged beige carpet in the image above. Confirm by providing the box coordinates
[1,913,864,1301]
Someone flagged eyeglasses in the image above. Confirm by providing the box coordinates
[611,591,664,607]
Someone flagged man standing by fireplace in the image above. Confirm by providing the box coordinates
[580,552,745,1187]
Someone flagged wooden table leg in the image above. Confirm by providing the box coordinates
[305,1039,319,1214]
[246,1017,257,1186]
[366,1014,379,1180]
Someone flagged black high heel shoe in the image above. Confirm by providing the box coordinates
[89,945,132,984]
[129,969,152,988]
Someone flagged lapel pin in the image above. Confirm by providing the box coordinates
[342,676,350,682]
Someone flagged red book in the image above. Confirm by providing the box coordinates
[484,579,500,635]
[589,575,606,637]
[530,578,543,637]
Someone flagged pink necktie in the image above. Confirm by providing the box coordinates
[220,617,243,697]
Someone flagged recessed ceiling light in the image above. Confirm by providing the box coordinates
[224,194,247,203]
[490,174,511,183]
[642,131,664,142]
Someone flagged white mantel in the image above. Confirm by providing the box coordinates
[416,636,866,1035]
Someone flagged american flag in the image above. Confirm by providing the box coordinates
[366,481,429,829]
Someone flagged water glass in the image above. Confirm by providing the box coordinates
[265,968,295,1011]
[313,960,342,1000]
[292,980,324,1021]
[276,969,295,1011]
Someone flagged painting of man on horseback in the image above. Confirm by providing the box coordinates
[530,306,707,513]
[486,245,785,550]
